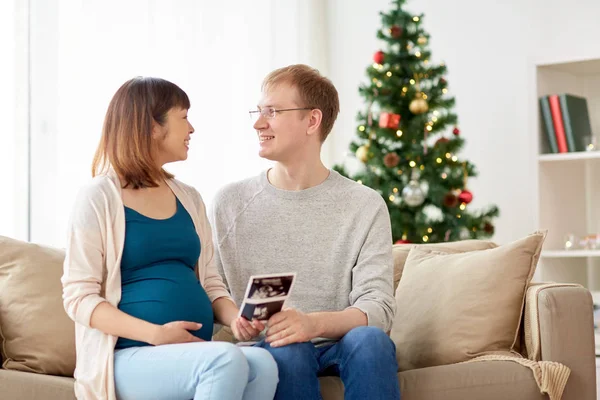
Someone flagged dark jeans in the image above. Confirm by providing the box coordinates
[254,326,400,400]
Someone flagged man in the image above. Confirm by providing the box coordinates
[211,64,400,400]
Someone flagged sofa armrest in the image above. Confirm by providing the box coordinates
[537,285,596,400]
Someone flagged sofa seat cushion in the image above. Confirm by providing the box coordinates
[318,361,545,400]
[0,236,76,376]
[398,360,546,400]
[0,369,75,400]
[391,231,545,371]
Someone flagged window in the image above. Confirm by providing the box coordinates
[0,0,29,240]
[26,0,329,246]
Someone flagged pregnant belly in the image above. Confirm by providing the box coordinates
[117,264,214,347]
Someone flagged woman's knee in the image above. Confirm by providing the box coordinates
[241,347,279,382]
[202,342,250,378]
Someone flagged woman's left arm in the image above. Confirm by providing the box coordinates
[192,188,232,301]
[212,297,239,326]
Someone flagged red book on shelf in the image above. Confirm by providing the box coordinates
[548,95,569,153]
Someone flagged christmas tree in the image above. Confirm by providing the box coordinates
[334,0,499,244]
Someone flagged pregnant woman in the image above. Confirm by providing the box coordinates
[61,76,277,400]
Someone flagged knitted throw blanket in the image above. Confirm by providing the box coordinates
[461,354,570,400]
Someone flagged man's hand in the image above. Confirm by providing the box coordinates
[231,317,265,342]
[265,308,320,347]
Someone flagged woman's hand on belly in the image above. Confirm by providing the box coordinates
[149,321,204,346]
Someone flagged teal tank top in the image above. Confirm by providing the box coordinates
[115,198,214,349]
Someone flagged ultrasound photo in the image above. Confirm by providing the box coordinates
[240,299,286,321]
[248,275,294,300]
[238,273,296,321]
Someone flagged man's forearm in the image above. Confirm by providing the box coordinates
[310,307,368,340]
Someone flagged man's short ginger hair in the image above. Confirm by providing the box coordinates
[262,64,340,142]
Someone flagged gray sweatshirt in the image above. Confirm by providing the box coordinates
[210,170,396,332]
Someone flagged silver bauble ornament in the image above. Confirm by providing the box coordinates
[402,179,426,207]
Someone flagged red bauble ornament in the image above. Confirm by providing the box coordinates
[453,127,460,136]
[373,50,385,64]
[440,77,447,85]
[390,25,403,38]
[379,112,401,129]
[395,239,411,244]
[458,190,473,204]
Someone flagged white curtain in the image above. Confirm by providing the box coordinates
[0,0,29,240]
[27,0,330,246]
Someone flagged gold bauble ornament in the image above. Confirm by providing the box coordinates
[417,36,427,45]
[409,93,429,114]
[356,145,370,163]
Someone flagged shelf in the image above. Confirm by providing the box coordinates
[538,58,600,77]
[536,57,600,290]
[539,151,600,162]
[541,250,600,258]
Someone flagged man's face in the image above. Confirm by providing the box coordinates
[252,83,312,162]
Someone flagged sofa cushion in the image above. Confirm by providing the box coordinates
[397,360,545,400]
[0,236,76,376]
[0,369,75,400]
[392,239,497,292]
[391,231,545,371]
[310,361,546,400]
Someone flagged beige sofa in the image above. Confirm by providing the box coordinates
[0,235,597,400]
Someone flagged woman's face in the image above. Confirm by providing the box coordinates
[153,107,194,165]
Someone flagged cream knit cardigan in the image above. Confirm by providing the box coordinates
[61,170,232,400]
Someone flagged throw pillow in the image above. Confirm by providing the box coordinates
[392,239,498,292]
[391,231,546,371]
[0,236,75,376]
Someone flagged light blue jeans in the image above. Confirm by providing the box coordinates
[114,341,278,400]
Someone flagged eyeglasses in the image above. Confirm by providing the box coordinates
[249,106,313,121]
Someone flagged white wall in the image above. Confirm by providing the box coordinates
[327,0,600,245]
